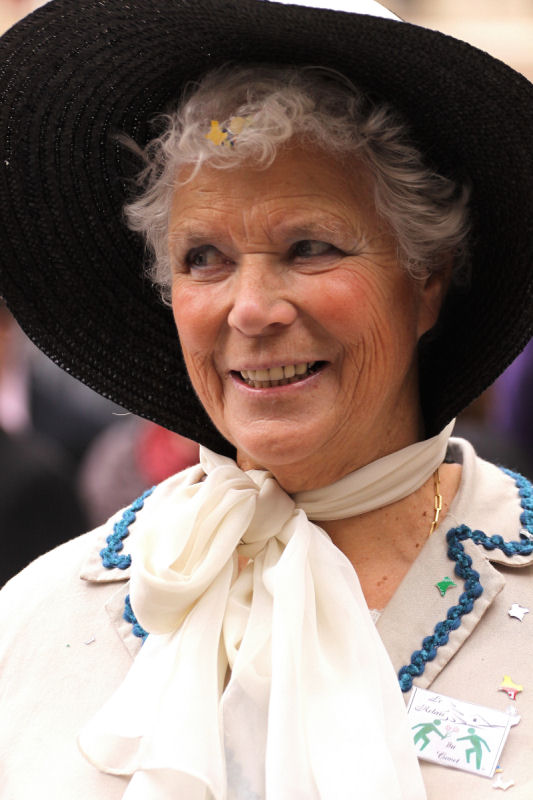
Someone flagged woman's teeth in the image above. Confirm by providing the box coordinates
[240,362,317,388]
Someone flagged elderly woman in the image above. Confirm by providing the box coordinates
[0,0,532,798]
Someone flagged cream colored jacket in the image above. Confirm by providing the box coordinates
[1,439,532,799]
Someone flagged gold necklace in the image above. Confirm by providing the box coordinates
[428,468,443,536]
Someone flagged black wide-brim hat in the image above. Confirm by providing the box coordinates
[0,0,532,455]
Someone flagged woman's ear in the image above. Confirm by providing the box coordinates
[416,260,453,339]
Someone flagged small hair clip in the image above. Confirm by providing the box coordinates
[205,115,253,148]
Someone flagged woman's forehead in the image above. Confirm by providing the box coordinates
[170,145,378,231]
[169,200,382,251]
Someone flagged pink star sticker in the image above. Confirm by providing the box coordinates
[498,675,523,701]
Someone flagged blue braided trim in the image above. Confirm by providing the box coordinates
[98,488,155,643]
[99,488,155,570]
[501,467,533,532]
[398,469,533,692]
[124,593,149,642]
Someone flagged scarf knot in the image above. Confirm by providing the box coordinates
[76,426,454,799]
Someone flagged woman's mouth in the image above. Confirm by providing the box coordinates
[235,361,325,388]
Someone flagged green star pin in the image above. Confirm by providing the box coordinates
[435,576,457,597]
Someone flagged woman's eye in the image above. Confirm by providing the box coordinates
[290,240,339,259]
[184,245,231,271]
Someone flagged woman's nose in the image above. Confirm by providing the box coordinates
[227,258,297,336]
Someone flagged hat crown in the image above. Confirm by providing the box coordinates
[266,0,401,21]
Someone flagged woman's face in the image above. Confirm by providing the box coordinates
[169,145,446,490]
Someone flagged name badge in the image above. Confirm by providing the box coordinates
[406,687,513,777]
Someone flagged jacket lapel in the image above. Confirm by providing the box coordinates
[377,530,506,688]
[80,515,141,658]
[377,439,533,689]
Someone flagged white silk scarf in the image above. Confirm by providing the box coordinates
[79,421,454,799]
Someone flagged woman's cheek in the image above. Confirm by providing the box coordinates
[172,282,218,347]
[311,271,378,337]
[180,342,227,427]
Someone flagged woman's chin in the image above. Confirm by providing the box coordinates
[232,423,341,487]
[234,429,319,474]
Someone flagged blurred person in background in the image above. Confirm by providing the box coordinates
[453,382,533,481]
[78,418,199,527]
[490,340,533,466]
[0,302,88,585]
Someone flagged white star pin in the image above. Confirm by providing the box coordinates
[508,603,530,621]
[492,774,515,791]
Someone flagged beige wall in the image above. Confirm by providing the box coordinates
[388,0,533,81]
[0,0,47,36]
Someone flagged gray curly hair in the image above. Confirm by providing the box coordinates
[124,65,470,304]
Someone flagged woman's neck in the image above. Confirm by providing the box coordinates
[321,462,462,609]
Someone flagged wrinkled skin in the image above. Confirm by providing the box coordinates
[169,145,447,492]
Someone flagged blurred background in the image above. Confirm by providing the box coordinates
[0,0,532,584]
[391,0,533,81]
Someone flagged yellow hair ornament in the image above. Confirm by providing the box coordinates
[205,115,253,147]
